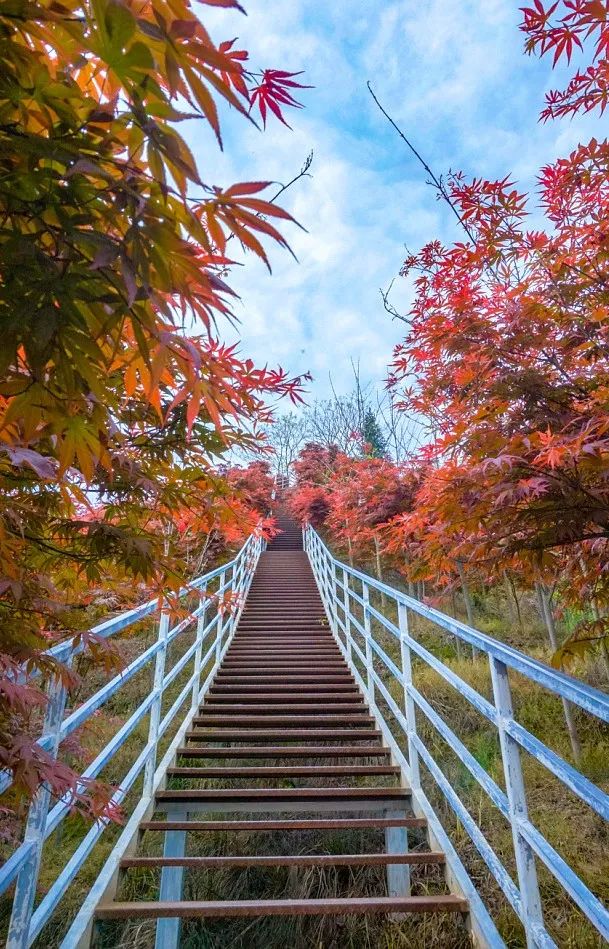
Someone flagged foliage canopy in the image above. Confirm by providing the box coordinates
[0,0,307,812]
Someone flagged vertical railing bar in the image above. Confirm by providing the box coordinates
[490,656,544,946]
[215,569,226,665]
[329,560,339,638]
[143,607,170,799]
[342,567,353,663]
[6,672,69,949]
[190,582,208,715]
[318,544,330,611]
[362,580,375,704]
[398,599,421,792]
[320,541,330,613]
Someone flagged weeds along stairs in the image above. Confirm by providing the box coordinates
[92,513,469,947]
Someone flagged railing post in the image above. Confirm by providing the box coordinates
[318,540,326,603]
[190,582,208,713]
[235,547,249,625]
[326,555,335,618]
[398,599,421,791]
[329,560,339,637]
[385,810,411,900]
[319,544,331,613]
[7,673,68,949]
[342,567,353,661]
[362,581,375,703]
[155,807,185,949]
[215,569,226,664]
[226,564,238,641]
[490,657,543,947]
[143,606,170,799]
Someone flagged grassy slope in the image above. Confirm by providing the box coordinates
[360,568,609,949]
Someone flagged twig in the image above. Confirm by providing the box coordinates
[367,82,475,243]
[269,150,314,204]
[380,278,408,323]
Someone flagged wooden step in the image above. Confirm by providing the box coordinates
[206,692,361,702]
[223,658,342,664]
[218,665,348,672]
[156,787,411,804]
[140,817,427,832]
[229,637,334,643]
[229,634,334,640]
[166,765,401,778]
[226,640,342,658]
[96,895,467,919]
[120,852,444,869]
[209,684,359,693]
[192,715,374,726]
[214,670,353,685]
[221,658,346,664]
[223,656,341,662]
[185,728,383,740]
[176,745,391,758]
[200,704,368,714]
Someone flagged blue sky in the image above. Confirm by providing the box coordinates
[191,0,599,403]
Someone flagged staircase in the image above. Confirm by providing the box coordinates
[92,515,469,945]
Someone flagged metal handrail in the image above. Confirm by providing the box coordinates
[1,531,265,949]
[304,524,609,949]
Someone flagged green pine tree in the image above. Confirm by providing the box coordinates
[361,408,387,458]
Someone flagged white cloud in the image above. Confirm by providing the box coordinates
[186,0,602,406]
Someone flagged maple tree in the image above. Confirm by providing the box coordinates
[387,0,609,670]
[288,444,416,574]
[0,0,309,814]
[324,456,415,570]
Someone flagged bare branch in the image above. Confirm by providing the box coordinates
[380,279,408,323]
[269,150,314,204]
[367,82,475,243]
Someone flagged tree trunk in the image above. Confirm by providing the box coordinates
[347,536,353,568]
[591,600,609,682]
[578,556,609,681]
[456,561,476,659]
[503,570,523,636]
[450,589,463,662]
[536,583,583,766]
[374,536,386,609]
[407,575,417,633]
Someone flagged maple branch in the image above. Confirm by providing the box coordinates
[380,278,408,323]
[366,82,476,243]
[269,150,314,204]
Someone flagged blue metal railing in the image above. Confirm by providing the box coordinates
[1,531,265,949]
[304,524,609,949]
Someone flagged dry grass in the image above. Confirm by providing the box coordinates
[94,814,470,949]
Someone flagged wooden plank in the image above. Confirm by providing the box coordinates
[176,745,391,758]
[96,895,467,919]
[205,693,361,702]
[214,672,351,678]
[166,765,400,778]
[121,852,445,869]
[185,728,383,740]
[140,817,427,832]
[192,715,373,726]
[156,787,411,803]
[199,704,368,714]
